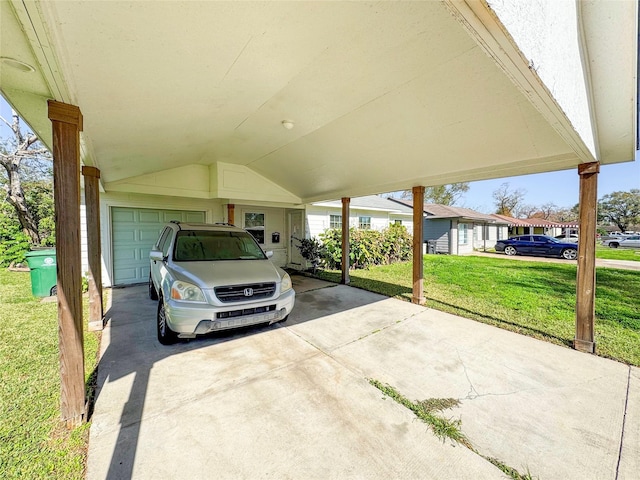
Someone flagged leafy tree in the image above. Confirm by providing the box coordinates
[0,110,52,245]
[492,182,526,216]
[0,202,31,266]
[399,183,470,206]
[598,189,640,232]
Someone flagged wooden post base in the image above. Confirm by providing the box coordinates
[573,338,596,354]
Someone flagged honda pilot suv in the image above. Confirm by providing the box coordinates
[149,221,295,344]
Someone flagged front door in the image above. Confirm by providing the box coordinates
[287,210,305,269]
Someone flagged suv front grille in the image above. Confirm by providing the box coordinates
[214,282,276,303]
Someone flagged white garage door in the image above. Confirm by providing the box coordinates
[111,207,205,285]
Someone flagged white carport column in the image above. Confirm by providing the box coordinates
[82,166,103,332]
[48,100,85,427]
[574,162,599,354]
[341,197,350,285]
[412,186,425,304]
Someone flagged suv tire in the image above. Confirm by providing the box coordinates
[157,299,178,345]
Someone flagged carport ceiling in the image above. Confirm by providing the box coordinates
[1,1,636,203]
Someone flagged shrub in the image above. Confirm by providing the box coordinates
[293,237,326,272]
[319,224,412,270]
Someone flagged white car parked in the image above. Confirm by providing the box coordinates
[149,221,295,345]
[602,235,640,248]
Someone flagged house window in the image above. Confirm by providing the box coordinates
[393,220,402,225]
[330,214,342,229]
[359,216,371,229]
[244,212,265,244]
[459,223,469,244]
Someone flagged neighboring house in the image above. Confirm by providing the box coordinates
[491,214,579,238]
[390,199,509,255]
[306,195,414,239]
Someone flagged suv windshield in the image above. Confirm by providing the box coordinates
[173,230,267,261]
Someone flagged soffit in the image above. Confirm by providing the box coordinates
[1,1,634,203]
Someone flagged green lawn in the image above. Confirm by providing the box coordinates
[316,255,640,366]
[596,244,640,261]
[0,270,101,479]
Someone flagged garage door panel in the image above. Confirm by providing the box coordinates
[112,207,205,285]
[112,209,137,222]
[139,211,163,223]
[184,212,206,222]
[113,249,137,261]
[139,227,162,243]
[162,212,186,222]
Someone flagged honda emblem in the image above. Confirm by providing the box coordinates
[244,288,254,297]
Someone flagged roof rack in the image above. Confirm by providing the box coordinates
[214,222,236,227]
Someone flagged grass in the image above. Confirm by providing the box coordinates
[595,245,640,261]
[316,255,640,366]
[0,270,101,479]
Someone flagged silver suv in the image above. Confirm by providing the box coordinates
[149,222,295,344]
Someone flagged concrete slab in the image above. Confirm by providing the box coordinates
[331,308,630,479]
[618,366,640,480]
[88,283,635,480]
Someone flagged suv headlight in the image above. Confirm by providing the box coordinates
[171,280,205,302]
[280,272,292,293]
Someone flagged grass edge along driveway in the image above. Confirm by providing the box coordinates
[315,254,640,367]
[0,270,100,479]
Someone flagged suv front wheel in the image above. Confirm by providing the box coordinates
[157,299,178,345]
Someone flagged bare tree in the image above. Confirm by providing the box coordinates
[513,204,538,219]
[0,111,51,244]
[492,182,526,216]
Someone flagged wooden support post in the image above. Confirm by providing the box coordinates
[575,162,599,354]
[82,166,103,332]
[48,100,85,428]
[227,204,235,225]
[341,197,350,285]
[412,186,425,304]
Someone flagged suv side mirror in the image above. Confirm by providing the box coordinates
[265,250,274,259]
[150,248,165,262]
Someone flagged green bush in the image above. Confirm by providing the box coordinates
[319,224,412,270]
[0,205,31,266]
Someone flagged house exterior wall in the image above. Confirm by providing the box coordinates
[472,223,509,250]
[456,222,474,255]
[305,205,412,239]
[423,218,450,254]
[235,204,288,268]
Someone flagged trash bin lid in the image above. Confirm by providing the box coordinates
[25,249,57,257]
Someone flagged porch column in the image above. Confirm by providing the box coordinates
[412,186,425,304]
[227,203,235,225]
[341,197,350,285]
[48,100,85,427]
[82,166,103,332]
[574,162,599,353]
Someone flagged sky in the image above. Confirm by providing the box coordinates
[1,96,638,211]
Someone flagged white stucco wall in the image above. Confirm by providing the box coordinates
[487,0,596,158]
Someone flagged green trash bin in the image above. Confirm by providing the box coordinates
[25,249,57,297]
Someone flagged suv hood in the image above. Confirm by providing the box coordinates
[171,259,284,288]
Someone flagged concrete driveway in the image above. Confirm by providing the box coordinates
[87,276,638,479]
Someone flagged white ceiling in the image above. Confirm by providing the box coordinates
[1,1,636,203]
